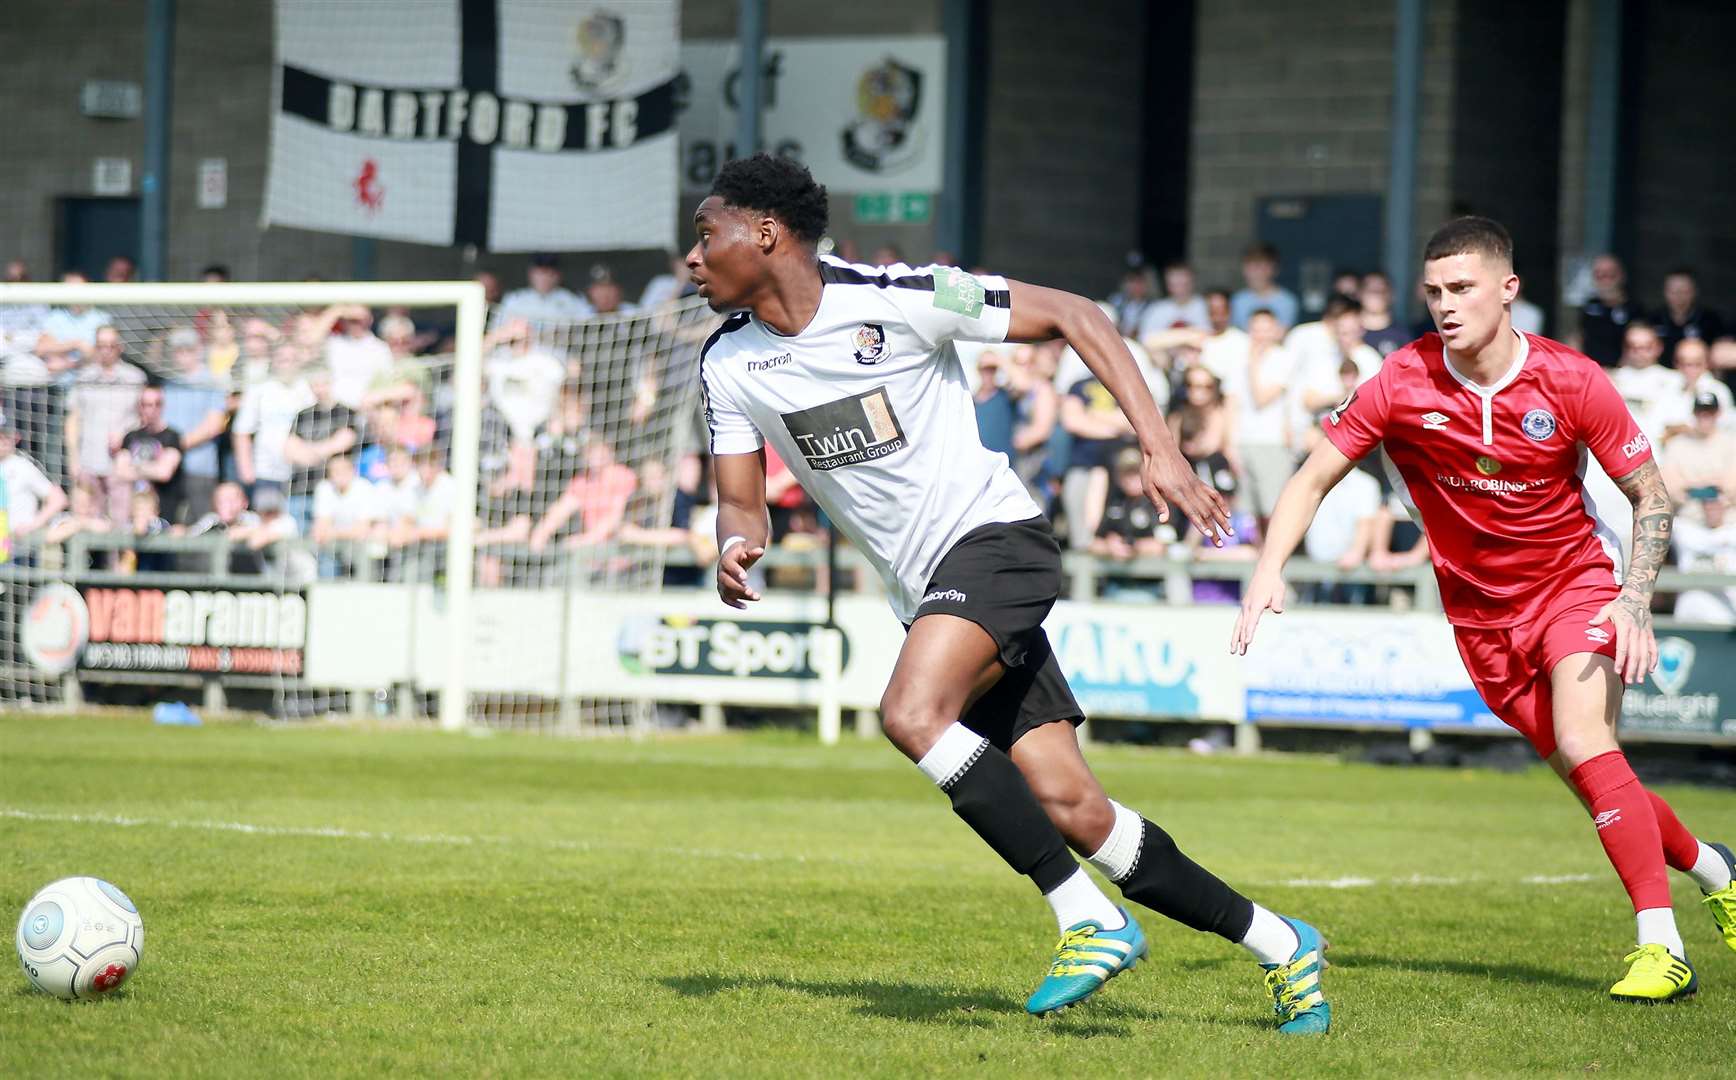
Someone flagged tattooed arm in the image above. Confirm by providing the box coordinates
[1592,459,1673,684]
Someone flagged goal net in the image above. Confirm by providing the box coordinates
[0,281,714,732]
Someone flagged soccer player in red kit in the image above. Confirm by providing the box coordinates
[1231,217,1736,1003]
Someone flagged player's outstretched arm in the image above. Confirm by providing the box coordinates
[1004,279,1232,542]
[713,449,772,609]
[1230,438,1357,655]
[1593,458,1673,684]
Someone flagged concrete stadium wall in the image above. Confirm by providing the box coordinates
[1186,0,1461,296]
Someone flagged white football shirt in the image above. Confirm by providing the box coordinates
[701,258,1042,621]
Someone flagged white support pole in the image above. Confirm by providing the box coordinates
[440,283,487,731]
[815,627,843,746]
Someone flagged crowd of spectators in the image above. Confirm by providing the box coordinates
[2,240,1732,622]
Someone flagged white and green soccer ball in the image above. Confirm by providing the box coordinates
[15,877,144,1000]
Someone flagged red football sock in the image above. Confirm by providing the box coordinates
[1568,751,1671,912]
[1647,789,1700,873]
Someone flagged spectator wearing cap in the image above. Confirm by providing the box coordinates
[1573,255,1637,367]
[113,386,186,524]
[1092,447,1171,562]
[1661,391,1736,524]
[494,253,594,328]
[65,325,147,522]
[1659,338,1735,439]
[35,270,112,378]
[1654,268,1725,366]
[1230,244,1299,331]
[0,421,68,560]
[585,264,638,317]
[161,329,228,523]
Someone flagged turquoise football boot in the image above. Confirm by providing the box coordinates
[1262,916,1331,1034]
[1024,907,1146,1016]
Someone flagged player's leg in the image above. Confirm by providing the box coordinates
[880,613,1133,997]
[1009,718,1330,1034]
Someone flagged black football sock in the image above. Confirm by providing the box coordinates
[1103,814,1255,941]
[916,722,1078,893]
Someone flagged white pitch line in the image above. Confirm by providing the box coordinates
[2,807,1611,890]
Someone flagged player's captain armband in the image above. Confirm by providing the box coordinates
[932,267,986,318]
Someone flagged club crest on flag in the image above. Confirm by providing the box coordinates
[571,11,628,94]
[353,159,385,214]
[842,58,924,174]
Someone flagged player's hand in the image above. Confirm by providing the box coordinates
[1230,564,1286,655]
[717,540,765,609]
[1590,589,1657,685]
[1142,447,1233,546]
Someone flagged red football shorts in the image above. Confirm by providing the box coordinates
[1451,584,1621,759]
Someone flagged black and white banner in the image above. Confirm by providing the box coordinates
[264,0,678,252]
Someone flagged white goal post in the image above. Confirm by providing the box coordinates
[0,281,482,729]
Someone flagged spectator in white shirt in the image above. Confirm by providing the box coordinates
[311,454,381,577]
[377,446,422,532]
[1137,261,1211,348]
[1293,299,1383,419]
[1221,309,1299,521]
[1610,322,1679,447]
[484,317,566,442]
[494,253,594,328]
[1657,338,1735,438]
[395,448,456,548]
[1199,289,1251,383]
[233,344,316,499]
[0,422,68,552]
[65,326,147,521]
[1672,494,1736,626]
[1661,393,1736,520]
[312,305,394,410]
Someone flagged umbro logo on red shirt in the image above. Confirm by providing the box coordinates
[1421,411,1450,430]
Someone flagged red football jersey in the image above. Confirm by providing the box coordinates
[1322,331,1650,627]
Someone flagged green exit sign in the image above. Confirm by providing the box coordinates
[854,192,933,224]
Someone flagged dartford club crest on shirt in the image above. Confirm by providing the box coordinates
[852,323,888,364]
[1522,408,1557,441]
[570,11,627,94]
[841,58,924,173]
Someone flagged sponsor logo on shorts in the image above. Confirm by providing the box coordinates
[1593,808,1622,830]
[780,387,907,471]
[1522,408,1557,441]
[747,353,793,373]
[1622,432,1650,459]
[921,588,967,605]
[1421,410,1450,430]
[1585,626,1611,644]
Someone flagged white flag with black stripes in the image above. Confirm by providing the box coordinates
[264,0,678,252]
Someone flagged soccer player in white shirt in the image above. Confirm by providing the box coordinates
[689,155,1330,1033]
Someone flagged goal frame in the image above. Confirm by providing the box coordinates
[0,280,487,730]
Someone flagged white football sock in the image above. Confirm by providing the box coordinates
[1688,842,1733,894]
[1044,868,1125,933]
[914,722,988,788]
[1238,904,1301,966]
[1086,801,1143,882]
[1635,907,1686,959]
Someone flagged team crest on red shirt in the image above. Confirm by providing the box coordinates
[1521,408,1556,441]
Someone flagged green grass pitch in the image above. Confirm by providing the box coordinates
[3,714,1733,1078]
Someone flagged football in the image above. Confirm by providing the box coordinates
[15,877,145,1001]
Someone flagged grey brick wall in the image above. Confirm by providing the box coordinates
[977,0,1148,296]
[1187,0,1460,296]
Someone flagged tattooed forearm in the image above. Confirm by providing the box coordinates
[1611,458,1673,601]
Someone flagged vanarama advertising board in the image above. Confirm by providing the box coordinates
[21,582,306,677]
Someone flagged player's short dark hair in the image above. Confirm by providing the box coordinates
[710,153,829,246]
[1424,216,1513,269]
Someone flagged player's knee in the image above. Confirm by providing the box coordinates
[877,690,952,758]
[1554,727,1620,770]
